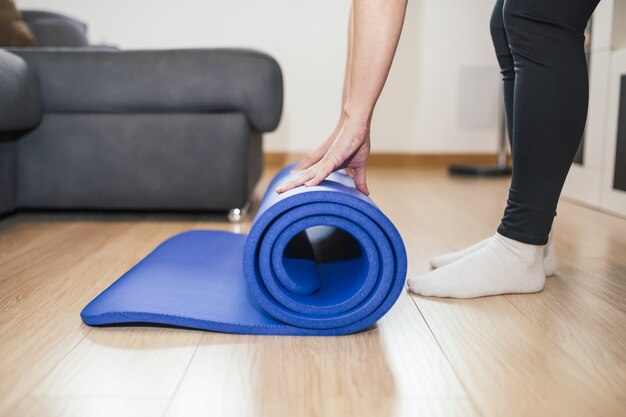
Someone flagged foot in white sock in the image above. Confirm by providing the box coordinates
[409,233,545,298]
[430,232,557,276]
[429,238,489,268]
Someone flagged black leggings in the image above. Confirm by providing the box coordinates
[490,0,600,245]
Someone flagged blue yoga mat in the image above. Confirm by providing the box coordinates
[81,165,407,335]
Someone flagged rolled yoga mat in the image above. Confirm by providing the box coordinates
[81,165,407,335]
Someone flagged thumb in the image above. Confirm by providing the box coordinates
[353,165,369,195]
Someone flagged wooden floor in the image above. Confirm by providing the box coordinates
[1,166,625,417]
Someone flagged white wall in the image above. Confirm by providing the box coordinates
[18,0,501,154]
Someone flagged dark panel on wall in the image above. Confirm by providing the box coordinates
[613,75,626,192]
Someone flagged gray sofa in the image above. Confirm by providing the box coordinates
[0,11,283,220]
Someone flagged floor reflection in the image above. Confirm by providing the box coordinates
[253,328,396,417]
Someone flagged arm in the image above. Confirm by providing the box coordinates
[277,0,408,195]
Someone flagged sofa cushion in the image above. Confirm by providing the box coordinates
[21,10,87,35]
[11,48,283,132]
[0,0,36,47]
[0,49,41,131]
[21,10,89,47]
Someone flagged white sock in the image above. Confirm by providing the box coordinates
[408,233,545,298]
[430,232,557,276]
[543,230,558,276]
[429,238,490,268]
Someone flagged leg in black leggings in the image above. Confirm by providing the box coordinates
[409,0,601,298]
[494,0,600,245]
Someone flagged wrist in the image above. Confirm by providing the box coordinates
[342,105,372,129]
[340,115,371,145]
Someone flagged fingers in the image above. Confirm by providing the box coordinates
[353,165,369,195]
[304,160,335,187]
[276,169,314,193]
[278,131,371,195]
[276,160,335,194]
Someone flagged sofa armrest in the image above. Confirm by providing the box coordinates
[10,48,283,132]
[0,50,42,131]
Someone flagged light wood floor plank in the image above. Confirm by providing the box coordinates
[411,294,625,417]
[506,273,626,398]
[1,222,132,312]
[33,326,200,397]
[11,397,168,417]
[394,399,477,417]
[376,294,468,400]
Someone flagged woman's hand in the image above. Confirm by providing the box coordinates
[277,0,407,197]
[276,117,371,195]
[291,119,343,173]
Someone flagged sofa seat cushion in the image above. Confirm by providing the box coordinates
[16,112,262,210]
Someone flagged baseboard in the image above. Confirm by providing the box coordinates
[264,152,510,168]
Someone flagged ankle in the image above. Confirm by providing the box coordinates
[492,233,544,266]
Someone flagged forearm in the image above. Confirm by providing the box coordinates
[340,4,354,114]
[343,0,408,125]
[279,0,407,195]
